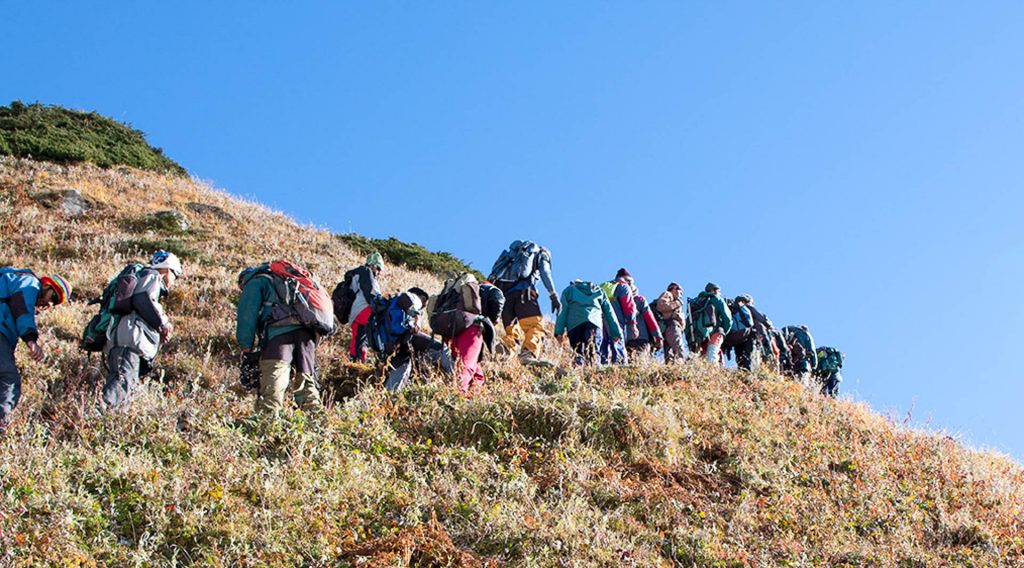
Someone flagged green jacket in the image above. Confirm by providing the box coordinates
[554,281,622,340]
[687,290,733,342]
[236,272,301,350]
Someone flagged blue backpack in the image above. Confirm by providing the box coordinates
[368,296,415,355]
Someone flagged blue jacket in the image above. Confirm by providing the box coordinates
[554,281,622,339]
[0,268,42,348]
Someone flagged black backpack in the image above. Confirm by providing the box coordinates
[331,268,359,324]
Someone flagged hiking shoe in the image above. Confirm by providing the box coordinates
[519,352,555,369]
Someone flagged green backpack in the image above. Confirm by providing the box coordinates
[815,347,844,374]
[600,281,618,303]
[80,263,146,352]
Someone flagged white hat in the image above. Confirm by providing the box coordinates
[150,250,183,276]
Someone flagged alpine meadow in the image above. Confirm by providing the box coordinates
[0,105,1022,567]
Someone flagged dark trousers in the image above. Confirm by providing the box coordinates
[500,287,542,327]
[735,339,756,371]
[568,323,600,366]
[821,371,841,397]
[262,329,316,374]
[0,336,20,427]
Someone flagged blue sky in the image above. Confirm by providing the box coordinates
[5,2,1023,460]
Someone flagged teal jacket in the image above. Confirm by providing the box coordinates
[554,281,622,340]
[688,291,733,342]
[236,272,301,350]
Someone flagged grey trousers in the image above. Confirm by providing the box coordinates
[102,346,145,411]
[384,333,453,392]
[663,320,685,363]
[0,335,21,427]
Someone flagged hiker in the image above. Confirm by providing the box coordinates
[745,297,782,373]
[237,260,336,413]
[377,287,454,392]
[626,283,663,358]
[724,295,756,371]
[782,325,817,382]
[553,280,622,366]
[655,283,686,363]
[488,241,558,365]
[0,269,71,430]
[600,268,640,364]
[685,282,732,365]
[765,327,791,374]
[428,273,493,395]
[814,346,844,397]
[102,251,181,411]
[335,253,384,363]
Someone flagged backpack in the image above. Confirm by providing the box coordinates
[331,267,359,324]
[261,260,337,336]
[815,347,844,375]
[428,272,482,338]
[367,295,416,355]
[689,295,717,333]
[600,281,618,303]
[80,263,145,352]
[489,241,542,283]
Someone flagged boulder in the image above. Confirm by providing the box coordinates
[152,210,190,232]
[186,201,233,221]
[31,188,88,216]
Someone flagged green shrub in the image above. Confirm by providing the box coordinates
[337,234,484,280]
[0,101,187,175]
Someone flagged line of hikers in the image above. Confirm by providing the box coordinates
[0,240,845,426]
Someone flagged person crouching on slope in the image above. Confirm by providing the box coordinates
[236,264,325,413]
[382,287,454,392]
[102,251,181,411]
[553,280,622,366]
[0,269,71,431]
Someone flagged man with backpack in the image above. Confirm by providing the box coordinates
[371,287,454,392]
[237,260,336,413]
[554,280,622,366]
[334,253,384,363]
[814,346,845,397]
[488,240,558,365]
[600,268,640,364]
[0,269,71,431]
[686,282,733,365]
[724,294,756,371]
[655,283,686,364]
[102,251,182,411]
[782,325,817,382]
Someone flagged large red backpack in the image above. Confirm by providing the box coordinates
[263,260,337,336]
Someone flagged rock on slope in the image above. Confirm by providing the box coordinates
[0,157,1022,567]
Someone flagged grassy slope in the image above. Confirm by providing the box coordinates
[0,157,1021,567]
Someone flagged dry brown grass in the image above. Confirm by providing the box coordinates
[1,157,1022,567]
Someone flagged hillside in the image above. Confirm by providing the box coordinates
[0,102,186,175]
[1,157,1022,567]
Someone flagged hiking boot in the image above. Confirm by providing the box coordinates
[519,352,555,369]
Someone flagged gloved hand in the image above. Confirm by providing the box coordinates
[550,293,561,314]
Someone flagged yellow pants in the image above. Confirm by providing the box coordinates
[255,359,322,413]
[502,315,545,358]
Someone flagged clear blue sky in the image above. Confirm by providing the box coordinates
[5,2,1023,460]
